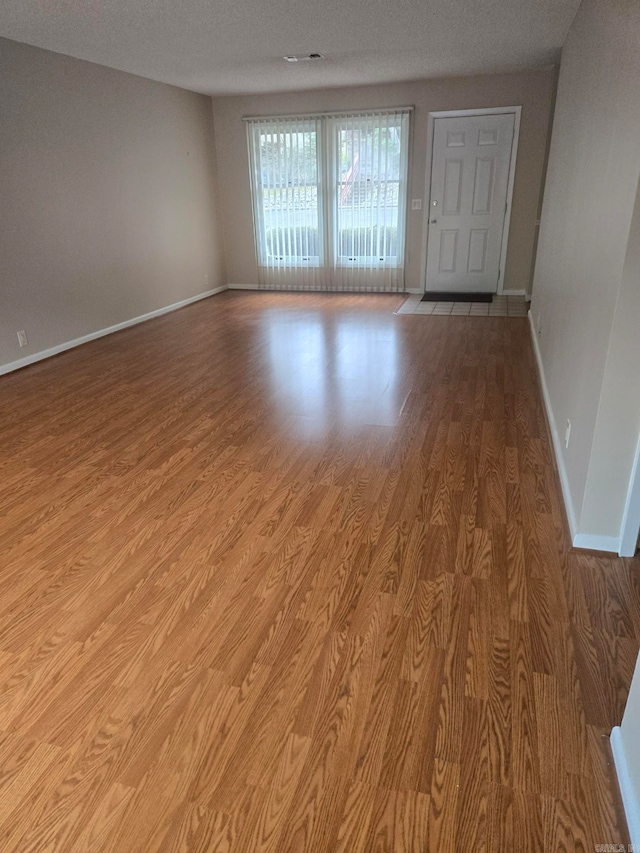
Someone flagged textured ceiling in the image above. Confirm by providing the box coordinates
[0,0,580,95]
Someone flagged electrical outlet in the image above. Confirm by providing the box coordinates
[411,199,422,210]
[536,314,542,336]
[564,419,572,449]
[205,274,209,285]
[17,330,28,348]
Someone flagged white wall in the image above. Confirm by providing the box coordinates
[529,0,640,549]
[581,178,640,544]
[0,37,226,371]
[613,652,640,845]
[212,69,556,293]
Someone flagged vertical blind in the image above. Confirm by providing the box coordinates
[246,109,411,291]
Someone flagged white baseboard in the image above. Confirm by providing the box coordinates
[405,288,423,294]
[528,311,623,554]
[573,532,621,553]
[227,283,411,293]
[0,286,227,377]
[611,726,640,848]
[528,311,578,539]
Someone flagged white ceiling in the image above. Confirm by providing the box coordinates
[0,0,580,96]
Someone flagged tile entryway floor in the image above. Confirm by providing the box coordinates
[396,293,529,317]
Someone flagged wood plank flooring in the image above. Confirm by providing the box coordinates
[0,291,638,851]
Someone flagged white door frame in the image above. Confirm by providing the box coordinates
[421,106,522,295]
[620,432,640,557]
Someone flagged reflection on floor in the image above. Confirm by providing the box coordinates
[397,293,529,316]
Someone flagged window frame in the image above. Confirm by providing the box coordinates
[248,121,324,268]
[332,114,409,269]
[246,109,411,272]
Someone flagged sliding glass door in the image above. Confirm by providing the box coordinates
[246,110,410,291]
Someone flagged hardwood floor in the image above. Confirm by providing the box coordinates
[0,290,638,851]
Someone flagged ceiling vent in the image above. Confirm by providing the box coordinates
[283,53,325,62]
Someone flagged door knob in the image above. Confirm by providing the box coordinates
[430,218,438,224]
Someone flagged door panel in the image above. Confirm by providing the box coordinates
[426,113,515,293]
[439,230,458,272]
[468,229,488,272]
[443,160,463,214]
[472,158,495,214]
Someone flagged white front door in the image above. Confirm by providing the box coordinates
[425,113,515,293]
